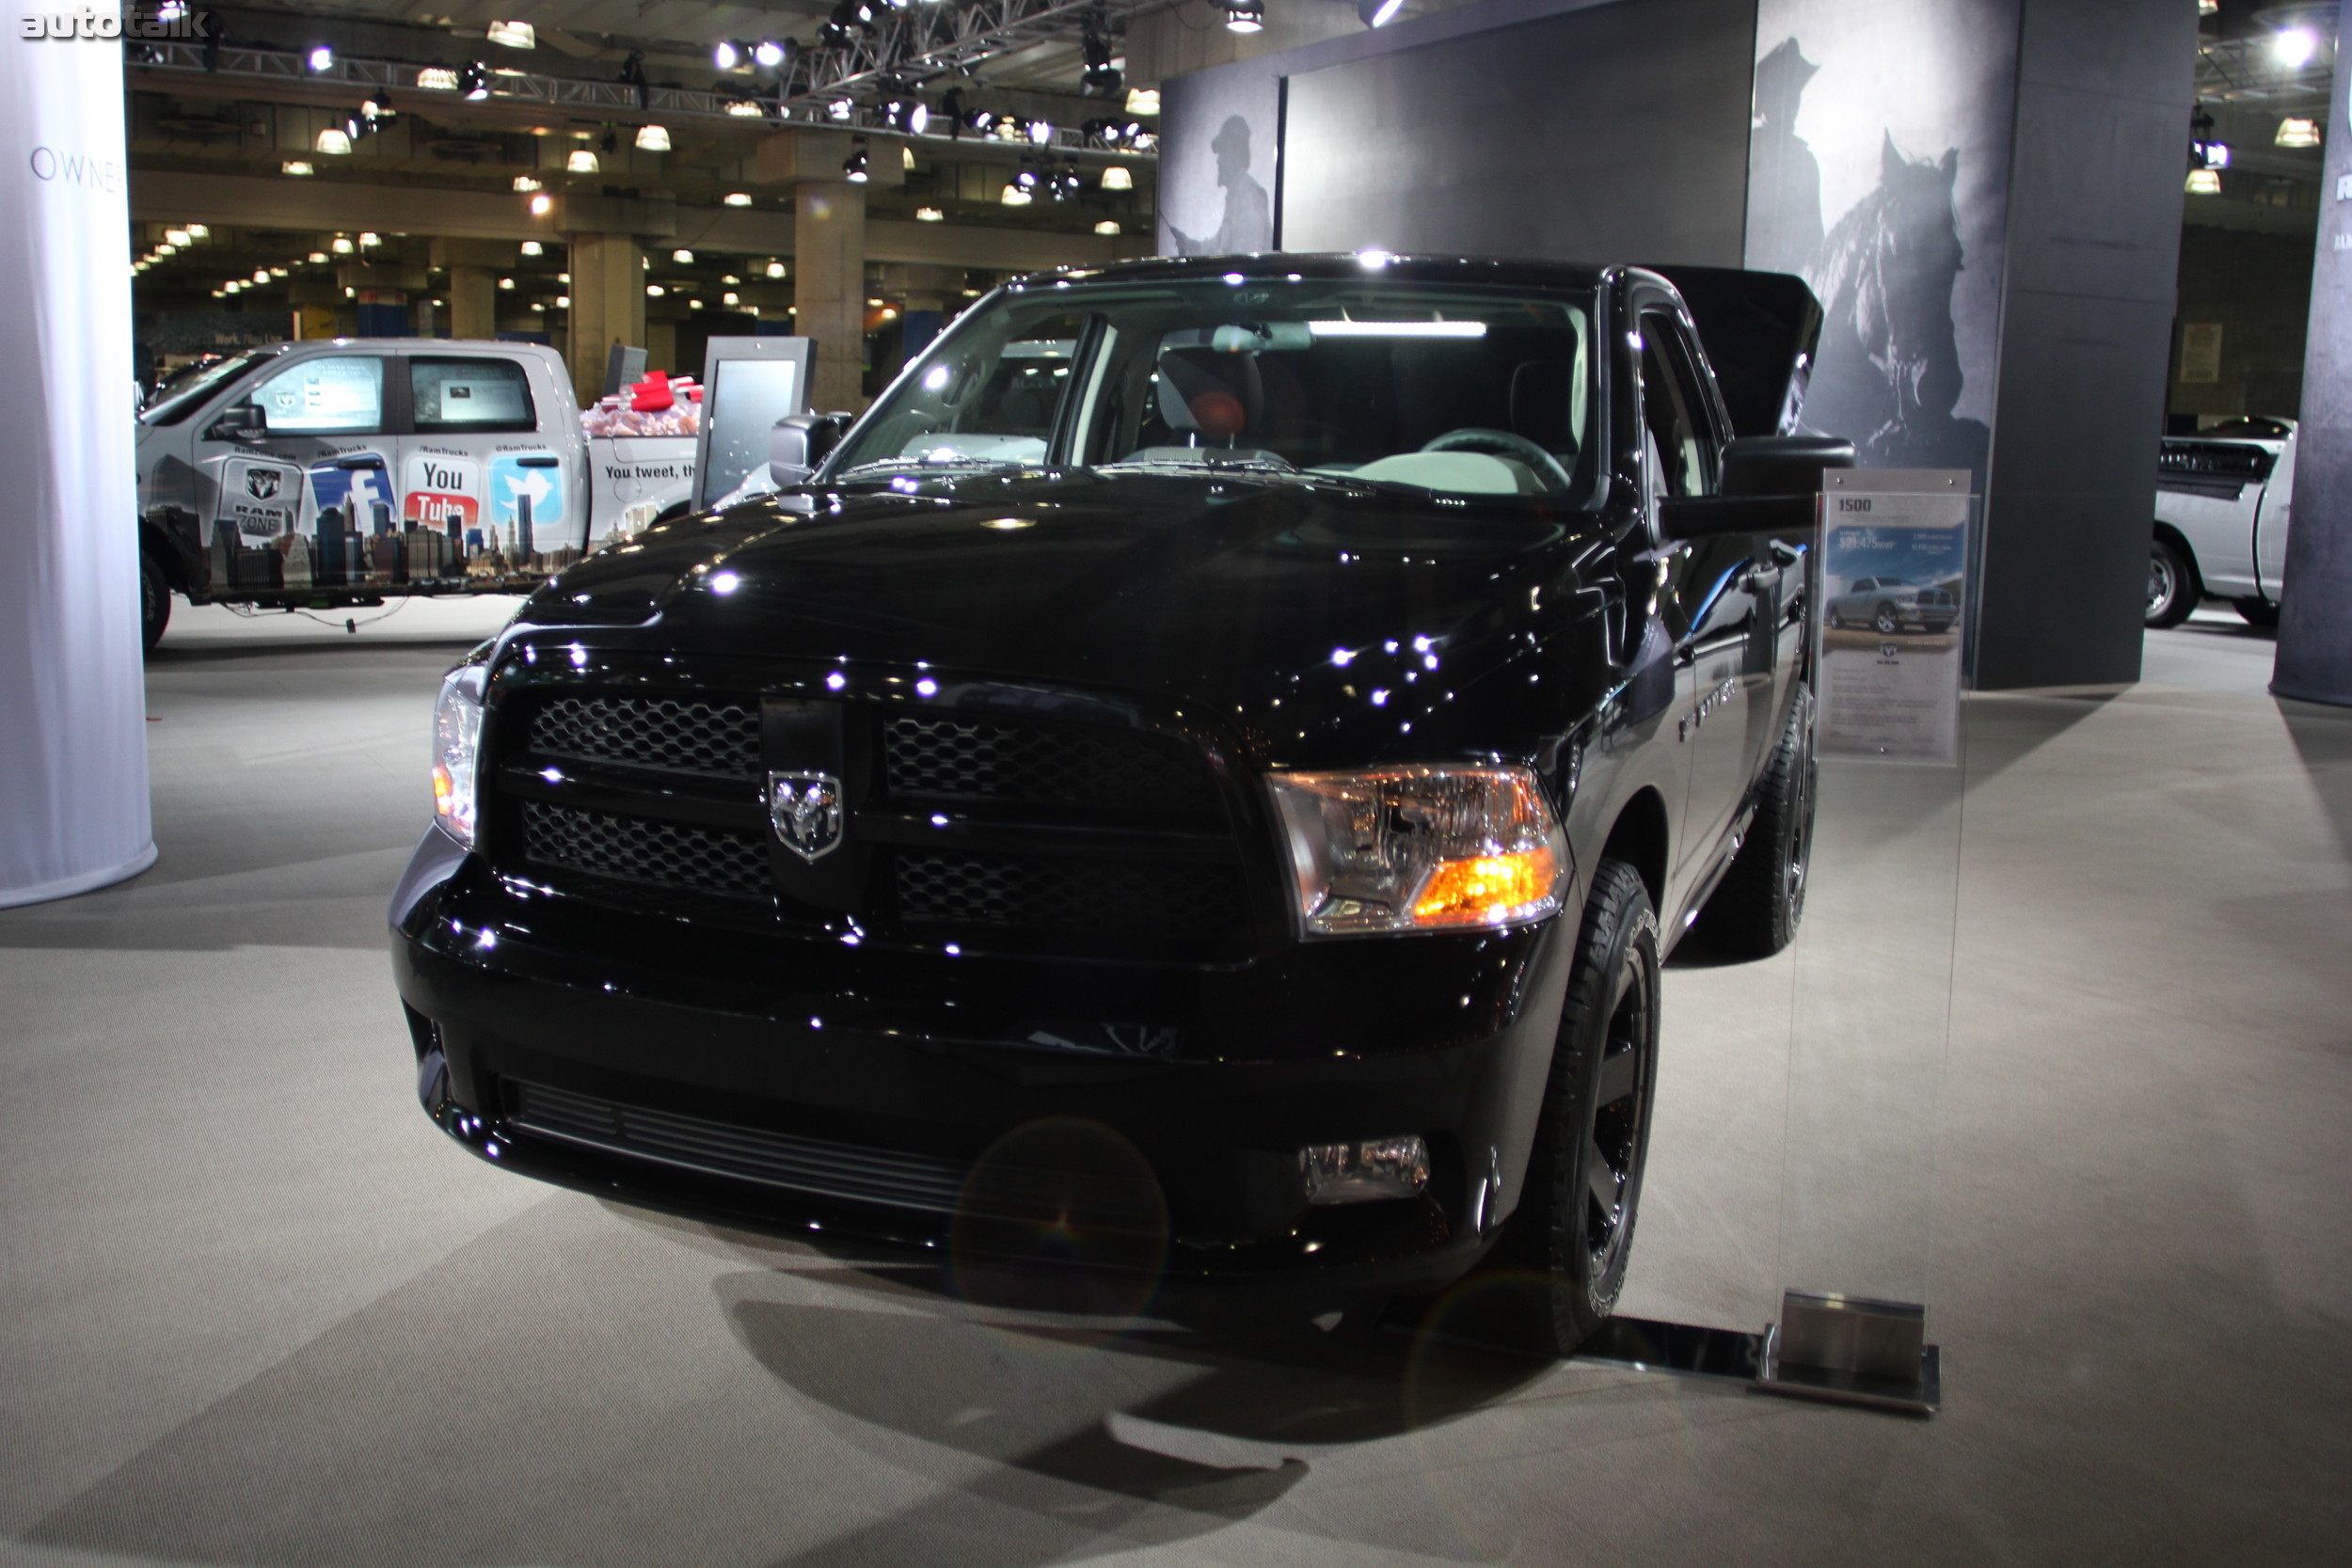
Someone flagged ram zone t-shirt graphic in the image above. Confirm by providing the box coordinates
[218,457,300,541]
[403,451,482,539]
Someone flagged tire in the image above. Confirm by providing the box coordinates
[140,549,170,654]
[2146,537,2197,628]
[1873,603,1901,635]
[2234,596,2280,628]
[1494,858,1661,1355]
[1827,607,1846,630]
[1698,683,1817,958]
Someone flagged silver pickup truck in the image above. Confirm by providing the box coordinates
[2147,416,2294,629]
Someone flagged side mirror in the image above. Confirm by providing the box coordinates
[1720,434,1855,498]
[770,412,848,486]
[1660,434,1858,542]
[206,403,265,442]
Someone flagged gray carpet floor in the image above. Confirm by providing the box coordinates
[1,602,2344,1566]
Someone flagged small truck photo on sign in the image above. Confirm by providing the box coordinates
[1815,470,1971,765]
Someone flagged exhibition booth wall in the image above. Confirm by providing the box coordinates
[1162,0,2198,691]
[0,27,155,906]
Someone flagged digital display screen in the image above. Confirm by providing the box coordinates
[704,356,803,504]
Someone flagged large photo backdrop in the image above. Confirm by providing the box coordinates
[1743,0,2023,491]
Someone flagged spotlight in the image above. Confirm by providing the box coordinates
[2278,116,2323,148]
[1000,183,1032,206]
[1102,165,1133,191]
[724,190,753,206]
[530,193,553,214]
[1223,0,1263,32]
[673,247,695,263]
[753,39,787,69]
[636,123,671,151]
[282,159,314,175]
[1081,28,1121,96]
[828,98,855,121]
[1358,0,1404,24]
[2274,26,2318,71]
[567,149,600,173]
[315,127,351,155]
[520,240,544,256]
[417,66,458,90]
[845,142,870,182]
[1027,119,1054,144]
[915,205,944,221]
[513,174,542,192]
[713,39,743,70]
[458,60,490,100]
[306,43,332,71]
[486,19,535,48]
[724,102,763,118]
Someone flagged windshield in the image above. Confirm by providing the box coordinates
[139,347,281,426]
[830,277,1598,500]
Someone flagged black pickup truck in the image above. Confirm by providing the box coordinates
[391,254,1846,1351]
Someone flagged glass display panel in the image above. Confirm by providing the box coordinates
[411,356,536,433]
[702,356,802,504]
[246,355,384,436]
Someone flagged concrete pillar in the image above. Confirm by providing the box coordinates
[2274,4,2352,707]
[564,233,647,405]
[796,181,870,413]
[0,27,154,904]
[448,267,496,341]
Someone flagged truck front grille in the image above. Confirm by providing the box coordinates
[895,849,1245,944]
[530,694,760,779]
[884,713,1219,818]
[521,800,770,900]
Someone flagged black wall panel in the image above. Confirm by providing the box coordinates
[1279,0,1756,266]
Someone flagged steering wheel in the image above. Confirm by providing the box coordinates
[1420,428,1575,494]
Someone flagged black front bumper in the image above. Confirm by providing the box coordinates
[390,830,1574,1302]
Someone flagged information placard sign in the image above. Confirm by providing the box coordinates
[1815,470,1971,765]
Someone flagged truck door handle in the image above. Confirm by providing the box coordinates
[335,456,385,469]
[516,456,562,468]
[1674,645,1696,668]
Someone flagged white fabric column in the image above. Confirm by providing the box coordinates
[0,31,155,906]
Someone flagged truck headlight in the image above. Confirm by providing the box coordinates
[431,667,485,849]
[1266,766,1569,936]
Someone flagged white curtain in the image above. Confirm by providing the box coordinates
[0,33,155,907]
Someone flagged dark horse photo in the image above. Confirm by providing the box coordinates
[1802,132,1991,482]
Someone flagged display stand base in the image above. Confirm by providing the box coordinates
[1753,1291,1941,1416]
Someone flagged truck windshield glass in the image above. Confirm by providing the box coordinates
[138,348,278,427]
[831,278,1597,499]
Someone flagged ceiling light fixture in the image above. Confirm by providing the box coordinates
[486,19,535,49]
[1102,165,1133,191]
[417,66,458,91]
[1125,87,1159,116]
[646,284,664,296]
[2185,167,2221,195]
[166,228,191,245]
[723,291,739,305]
[520,240,543,256]
[567,149,600,173]
[2274,26,2318,70]
[1223,0,1263,33]
[2278,116,2324,147]
[1094,219,1120,235]
[555,294,570,308]
[672,247,694,263]
[915,206,945,221]
[186,224,207,238]
[498,277,515,290]
[1000,183,1032,206]
[766,261,786,277]
[636,123,671,151]
[358,231,380,246]
[513,175,541,193]
[308,251,327,262]
[315,127,351,154]
[331,236,354,254]
[723,191,753,206]
[529,193,553,214]
[283,159,314,175]
[1358,0,1405,24]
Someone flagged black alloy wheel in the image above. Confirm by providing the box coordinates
[1698,683,1816,957]
[1873,603,1902,636]
[140,549,170,654]
[1827,606,1846,630]
[1496,858,1661,1354]
[2146,537,2197,628]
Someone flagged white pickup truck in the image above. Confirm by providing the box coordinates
[2147,416,2294,629]
[135,339,699,650]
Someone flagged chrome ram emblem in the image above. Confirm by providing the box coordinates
[767,771,845,863]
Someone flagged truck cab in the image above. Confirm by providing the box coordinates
[135,339,588,648]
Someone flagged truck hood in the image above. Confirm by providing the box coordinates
[517,470,1613,765]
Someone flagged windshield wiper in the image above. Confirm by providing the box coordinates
[833,455,1034,481]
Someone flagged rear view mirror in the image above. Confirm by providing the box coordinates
[206,403,265,442]
[770,412,847,487]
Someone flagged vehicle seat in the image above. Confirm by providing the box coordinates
[1510,359,1581,462]
[1156,346,1263,441]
